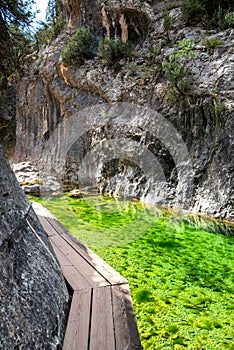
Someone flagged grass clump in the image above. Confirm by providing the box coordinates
[202,37,225,54]
[162,9,173,43]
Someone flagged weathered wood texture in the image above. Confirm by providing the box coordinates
[33,202,142,350]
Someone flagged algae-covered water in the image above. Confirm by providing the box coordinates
[29,194,234,350]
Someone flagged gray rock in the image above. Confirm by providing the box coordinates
[12,162,62,195]
[13,0,234,220]
[0,146,69,349]
[13,162,39,184]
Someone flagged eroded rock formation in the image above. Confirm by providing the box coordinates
[14,0,234,220]
[0,146,69,348]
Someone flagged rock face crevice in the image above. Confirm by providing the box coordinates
[101,6,150,43]
[14,1,233,220]
[0,146,69,349]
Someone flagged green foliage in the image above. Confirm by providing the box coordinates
[9,25,34,73]
[225,11,234,27]
[162,10,173,42]
[35,15,65,47]
[201,0,233,18]
[98,38,134,70]
[162,39,196,96]
[46,0,57,24]
[0,0,35,73]
[210,6,226,29]
[181,0,234,27]
[135,289,152,303]
[202,37,225,54]
[35,0,65,47]
[181,0,206,25]
[45,0,64,27]
[61,27,95,66]
[0,0,35,27]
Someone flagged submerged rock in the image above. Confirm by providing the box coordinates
[68,189,84,198]
[0,146,69,349]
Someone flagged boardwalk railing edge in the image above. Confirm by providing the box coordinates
[32,202,142,350]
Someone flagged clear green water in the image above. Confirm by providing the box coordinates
[29,194,234,350]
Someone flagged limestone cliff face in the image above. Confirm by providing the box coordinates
[0,146,69,348]
[14,0,234,220]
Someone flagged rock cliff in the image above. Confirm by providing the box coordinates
[0,146,69,348]
[14,0,233,220]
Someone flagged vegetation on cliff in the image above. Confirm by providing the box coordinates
[182,0,234,27]
[0,0,36,155]
[0,0,35,75]
[61,27,95,66]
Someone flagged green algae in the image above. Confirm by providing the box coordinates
[29,194,234,349]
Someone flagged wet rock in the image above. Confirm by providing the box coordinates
[68,189,84,198]
[0,146,69,349]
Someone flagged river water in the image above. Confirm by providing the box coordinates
[29,194,234,349]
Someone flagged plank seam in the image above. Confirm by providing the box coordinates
[110,286,117,350]
[47,217,115,285]
[87,288,93,350]
[34,208,142,349]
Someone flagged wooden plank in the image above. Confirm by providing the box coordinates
[48,217,128,285]
[32,202,56,219]
[61,264,91,291]
[84,248,128,285]
[112,284,142,350]
[49,234,109,288]
[37,215,57,237]
[50,243,74,267]
[44,236,89,291]
[49,235,93,290]
[62,289,91,350]
[34,205,142,349]
[89,286,115,350]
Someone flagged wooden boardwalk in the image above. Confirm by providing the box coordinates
[33,203,142,350]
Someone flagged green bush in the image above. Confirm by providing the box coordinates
[225,12,234,27]
[98,38,134,70]
[61,27,95,66]
[181,0,206,25]
[202,37,225,54]
[182,0,234,27]
[162,39,196,96]
[202,0,233,18]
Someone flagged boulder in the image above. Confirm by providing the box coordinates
[0,146,69,349]
[13,162,62,195]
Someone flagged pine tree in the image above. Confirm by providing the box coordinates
[0,0,35,74]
